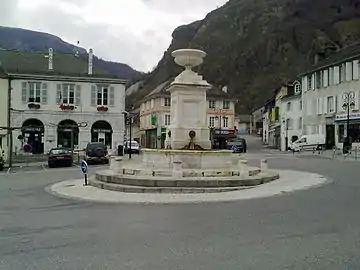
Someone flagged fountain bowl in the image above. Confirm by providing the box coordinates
[172,49,207,68]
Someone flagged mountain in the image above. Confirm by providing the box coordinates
[127,0,360,113]
[0,26,142,81]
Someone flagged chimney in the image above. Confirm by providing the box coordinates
[48,48,53,70]
[88,48,93,75]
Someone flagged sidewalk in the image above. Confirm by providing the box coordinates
[292,149,360,161]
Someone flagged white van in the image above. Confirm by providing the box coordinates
[124,140,140,154]
[289,134,326,152]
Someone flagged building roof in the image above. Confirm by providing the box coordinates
[0,49,123,79]
[299,43,360,76]
[142,78,233,102]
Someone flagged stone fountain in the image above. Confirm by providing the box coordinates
[91,49,279,193]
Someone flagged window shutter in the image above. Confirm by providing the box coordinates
[75,85,81,105]
[41,83,48,104]
[21,82,27,103]
[353,91,359,111]
[91,85,96,106]
[109,86,115,106]
[323,97,328,114]
[311,74,315,90]
[334,66,340,84]
[56,84,62,104]
[323,69,328,87]
[354,60,359,80]
[333,95,337,113]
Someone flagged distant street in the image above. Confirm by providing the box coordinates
[1,139,360,269]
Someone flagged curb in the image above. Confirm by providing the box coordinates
[46,170,331,205]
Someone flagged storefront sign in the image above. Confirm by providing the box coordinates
[22,126,44,132]
[335,113,360,121]
[92,129,112,133]
[214,129,235,135]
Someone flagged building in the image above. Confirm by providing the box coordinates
[251,107,264,134]
[139,81,237,149]
[300,45,360,149]
[234,114,251,135]
[279,81,302,151]
[0,49,127,156]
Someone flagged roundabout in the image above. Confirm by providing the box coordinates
[47,169,329,204]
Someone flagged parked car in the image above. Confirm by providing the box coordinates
[0,150,5,171]
[84,142,109,164]
[124,140,140,154]
[227,138,247,153]
[289,134,326,152]
[47,147,73,168]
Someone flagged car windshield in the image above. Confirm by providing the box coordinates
[88,143,106,149]
[50,149,71,154]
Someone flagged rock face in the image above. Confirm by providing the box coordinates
[128,0,360,113]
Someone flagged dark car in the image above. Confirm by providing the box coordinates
[84,142,109,164]
[48,147,73,168]
[227,138,247,153]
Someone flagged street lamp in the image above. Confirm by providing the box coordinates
[282,118,289,151]
[122,110,132,159]
[342,91,356,139]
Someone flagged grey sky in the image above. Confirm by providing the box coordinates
[0,0,227,71]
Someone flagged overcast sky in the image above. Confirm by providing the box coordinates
[1,0,227,71]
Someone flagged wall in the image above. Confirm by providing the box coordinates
[0,78,8,160]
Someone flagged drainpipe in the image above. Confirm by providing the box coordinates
[7,76,13,168]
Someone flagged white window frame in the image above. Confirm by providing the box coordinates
[327,96,334,113]
[164,114,171,126]
[164,98,171,107]
[61,84,75,105]
[209,100,216,109]
[209,116,215,127]
[97,86,108,106]
[308,75,312,90]
[294,83,301,94]
[223,100,230,109]
[28,82,41,103]
[223,117,229,128]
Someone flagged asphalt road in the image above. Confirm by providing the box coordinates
[1,142,360,269]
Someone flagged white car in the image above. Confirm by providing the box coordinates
[124,141,140,154]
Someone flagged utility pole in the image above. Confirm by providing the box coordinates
[7,77,13,168]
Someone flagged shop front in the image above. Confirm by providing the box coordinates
[335,113,360,148]
[212,129,236,149]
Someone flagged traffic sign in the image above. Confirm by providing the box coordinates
[23,144,33,153]
[81,160,88,174]
[231,145,238,152]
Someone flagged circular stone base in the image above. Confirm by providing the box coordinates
[47,170,330,204]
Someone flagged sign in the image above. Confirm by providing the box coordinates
[214,129,235,135]
[92,129,112,133]
[80,160,88,174]
[231,145,238,151]
[22,126,44,132]
[23,144,32,153]
[335,113,360,121]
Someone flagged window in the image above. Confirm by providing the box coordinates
[61,84,75,104]
[223,100,230,109]
[338,124,360,143]
[164,98,171,107]
[28,82,41,103]
[308,75,312,90]
[316,71,322,89]
[209,100,216,108]
[294,83,301,94]
[209,116,215,127]
[223,117,229,128]
[299,100,303,110]
[164,114,171,125]
[327,96,334,113]
[298,117,302,129]
[339,64,345,83]
[97,86,108,106]
[286,102,291,111]
[286,118,292,130]
[351,61,354,80]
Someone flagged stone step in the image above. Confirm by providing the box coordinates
[88,178,255,194]
[95,170,279,188]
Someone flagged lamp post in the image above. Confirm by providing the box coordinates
[282,118,289,151]
[342,91,356,139]
[122,110,132,159]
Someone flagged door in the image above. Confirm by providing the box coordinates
[326,125,335,149]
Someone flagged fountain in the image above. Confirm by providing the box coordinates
[90,49,279,193]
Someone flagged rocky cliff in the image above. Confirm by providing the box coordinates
[127,0,360,112]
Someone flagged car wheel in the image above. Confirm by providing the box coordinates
[48,163,53,168]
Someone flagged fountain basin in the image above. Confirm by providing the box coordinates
[172,49,207,68]
[142,148,237,169]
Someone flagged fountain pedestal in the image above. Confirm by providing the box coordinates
[167,49,212,150]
